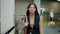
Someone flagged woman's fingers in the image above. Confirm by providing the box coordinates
[25,23,29,26]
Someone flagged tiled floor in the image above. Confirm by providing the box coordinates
[43,25,60,34]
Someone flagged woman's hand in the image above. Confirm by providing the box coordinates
[25,22,29,26]
[22,20,29,29]
[24,16,29,26]
[22,16,29,29]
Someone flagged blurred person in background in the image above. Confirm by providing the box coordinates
[48,9,55,27]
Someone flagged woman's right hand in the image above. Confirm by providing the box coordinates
[25,16,29,26]
[25,22,29,26]
[22,19,29,29]
[22,16,29,29]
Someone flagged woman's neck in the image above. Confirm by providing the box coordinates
[30,13,35,17]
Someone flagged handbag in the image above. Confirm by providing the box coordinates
[24,16,28,34]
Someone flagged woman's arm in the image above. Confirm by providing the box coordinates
[40,16,43,34]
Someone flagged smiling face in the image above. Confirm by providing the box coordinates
[29,4,36,14]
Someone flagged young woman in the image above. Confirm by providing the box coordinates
[22,3,43,34]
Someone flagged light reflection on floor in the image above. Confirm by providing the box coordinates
[43,21,60,34]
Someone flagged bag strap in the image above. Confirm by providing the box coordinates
[24,16,28,34]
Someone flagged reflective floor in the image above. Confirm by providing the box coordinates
[43,24,60,34]
[43,13,60,34]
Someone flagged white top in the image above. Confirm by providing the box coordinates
[50,11,54,18]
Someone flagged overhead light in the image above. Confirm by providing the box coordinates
[57,0,60,1]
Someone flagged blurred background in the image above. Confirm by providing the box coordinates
[1,0,60,34]
[41,0,60,34]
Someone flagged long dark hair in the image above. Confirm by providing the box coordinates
[26,3,39,16]
[26,3,39,22]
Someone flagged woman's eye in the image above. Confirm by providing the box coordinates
[30,7,35,9]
